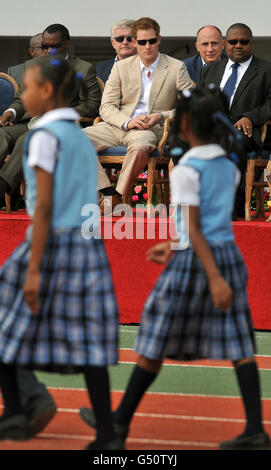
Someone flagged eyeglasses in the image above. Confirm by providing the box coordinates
[41,42,63,50]
[113,35,133,43]
[136,37,158,46]
[226,39,250,46]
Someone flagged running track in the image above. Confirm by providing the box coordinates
[1,348,271,451]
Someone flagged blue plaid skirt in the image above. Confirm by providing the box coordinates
[0,228,119,373]
[134,241,256,361]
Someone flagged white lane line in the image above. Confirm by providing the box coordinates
[26,388,271,400]
[1,403,267,426]
[118,360,271,371]
[40,407,271,426]
[39,433,218,448]
[120,348,271,359]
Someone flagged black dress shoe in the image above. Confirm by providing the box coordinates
[220,432,271,450]
[26,400,57,436]
[79,407,129,440]
[0,414,29,441]
[85,436,126,450]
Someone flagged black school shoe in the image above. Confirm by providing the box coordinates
[220,432,271,450]
[79,407,129,441]
[85,436,126,450]
[0,414,29,441]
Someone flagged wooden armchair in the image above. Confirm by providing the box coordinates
[95,117,173,217]
[245,120,271,221]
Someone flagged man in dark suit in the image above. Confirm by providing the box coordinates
[96,19,137,84]
[199,23,271,217]
[183,25,225,83]
[7,33,44,84]
[170,25,226,166]
[0,23,101,211]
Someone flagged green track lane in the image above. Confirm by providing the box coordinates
[34,328,271,398]
[35,363,271,398]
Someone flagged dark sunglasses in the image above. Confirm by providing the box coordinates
[113,35,133,43]
[227,39,250,46]
[41,42,63,50]
[136,37,158,46]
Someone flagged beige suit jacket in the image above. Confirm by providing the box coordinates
[100,53,195,129]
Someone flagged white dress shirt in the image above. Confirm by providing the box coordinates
[220,55,253,107]
[123,53,160,129]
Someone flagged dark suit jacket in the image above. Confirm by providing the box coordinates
[199,55,271,147]
[10,56,101,123]
[183,53,227,83]
[96,58,115,84]
[7,63,24,87]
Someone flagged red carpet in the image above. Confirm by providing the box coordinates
[0,210,270,330]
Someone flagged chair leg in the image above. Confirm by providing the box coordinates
[147,158,156,217]
[253,186,265,218]
[265,161,271,221]
[259,187,265,217]
[245,160,255,221]
[4,194,11,214]
[266,161,271,193]
[163,169,170,212]
[123,184,133,206]
[168,158,174,173]
[155,170,162,203]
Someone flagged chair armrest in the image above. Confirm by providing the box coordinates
[94,116,103,125]
[261,120,271,143]
[92,116,172,151]
[78,117,94,128]
[157,117,172,155]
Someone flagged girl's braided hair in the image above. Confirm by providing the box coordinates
[172,85,246,167]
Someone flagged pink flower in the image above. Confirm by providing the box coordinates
[134,185,142,194]
[143,193,147,200]
[132,195,139,201]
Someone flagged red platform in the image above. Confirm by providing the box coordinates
[0,210,270,330]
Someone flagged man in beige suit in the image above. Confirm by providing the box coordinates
[84,17,195,215]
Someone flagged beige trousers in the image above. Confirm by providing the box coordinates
[83,122,163,195]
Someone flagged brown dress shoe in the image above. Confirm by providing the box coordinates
[100,194,122,216]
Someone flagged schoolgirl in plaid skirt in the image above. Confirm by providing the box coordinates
[79,86,270,450]
[0,55,122,450]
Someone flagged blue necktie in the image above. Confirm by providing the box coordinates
[222,63,240,103]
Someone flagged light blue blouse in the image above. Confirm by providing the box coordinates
[170,144,240,248]
[23,117,98,230]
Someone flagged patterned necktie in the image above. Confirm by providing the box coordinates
[222,62,240,103]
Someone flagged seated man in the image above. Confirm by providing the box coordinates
[8,33,44,84]
[199,23,271,218]
[0,23,101,208]
[96,18,137,84]
[84,16,195,215]
[183,25,226,83]
[169,25,226,166]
